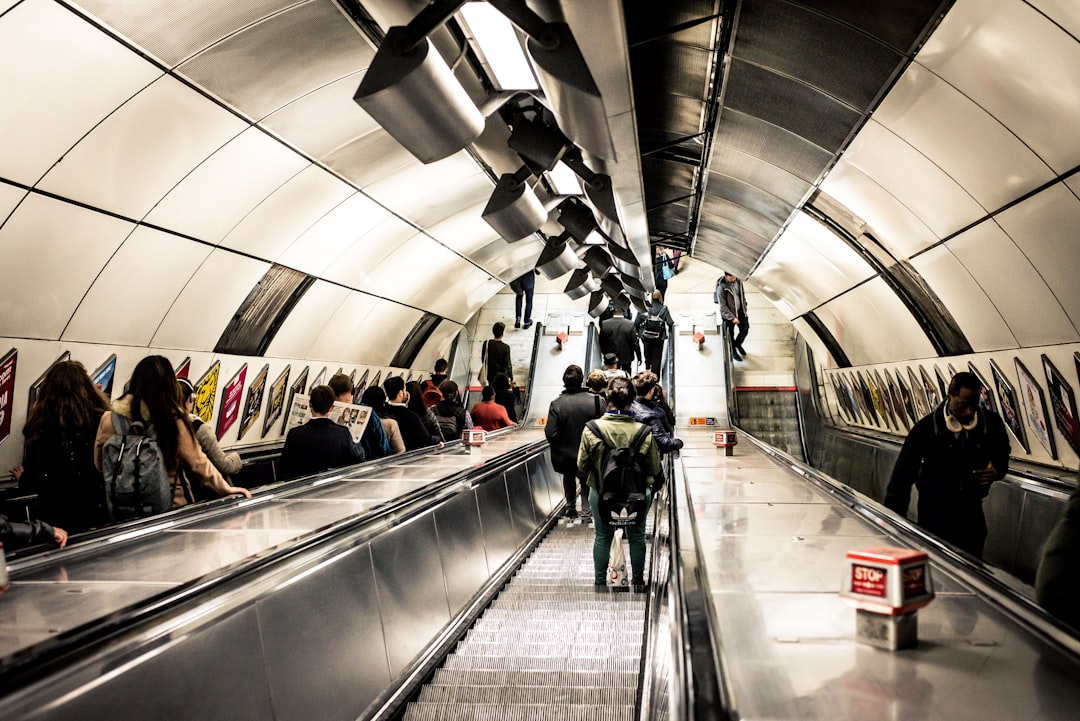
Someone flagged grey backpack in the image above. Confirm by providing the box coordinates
[101,413,171,521]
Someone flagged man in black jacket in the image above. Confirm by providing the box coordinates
[884,372,1010,559]
[630,371,683,460]
[280,385,364,480]
[381,376,437,450]
[484,322,513,386]
[599,308,640,373]
[545,365,604,519]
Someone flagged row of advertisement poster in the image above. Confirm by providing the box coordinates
[0,350,430,448]
[827,354,1080,461]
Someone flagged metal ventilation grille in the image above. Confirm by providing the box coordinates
[389,313,443,369]
[215,264,315,356]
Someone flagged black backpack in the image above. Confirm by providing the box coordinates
[641,312,665,340]
[433,404,464,441]
[587,420,651,527]
[101,413,172,521]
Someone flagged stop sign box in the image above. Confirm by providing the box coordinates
[841,546,934,616]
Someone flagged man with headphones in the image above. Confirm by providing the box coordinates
[884,371,1010,559]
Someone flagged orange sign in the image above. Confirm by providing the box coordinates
[689,417,716,426]
[535,417,547,426]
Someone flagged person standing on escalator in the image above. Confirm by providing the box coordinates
[715,271,749,362]
[635,290,675,374]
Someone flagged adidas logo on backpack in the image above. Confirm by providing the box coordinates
[587,420,650,527]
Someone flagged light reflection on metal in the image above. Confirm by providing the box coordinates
[536,233,579,279]
[564,268,600,299]
[482,167,546,242]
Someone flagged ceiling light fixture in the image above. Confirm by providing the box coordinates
[458,2,537,90]
[482,165,546,242]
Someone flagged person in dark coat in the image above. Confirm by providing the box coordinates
[634,290,675,374]
[630,371,683,462]
[381,376,437,450]
[484,322,513,386]
[279,385,364,480]
[884,372,1010,559]
[1036,473,1080,629]
[715,271,749,361]
[510,270,536,329]
[1,517,67,551]
[599,307,641,373]
[544,365,604,519]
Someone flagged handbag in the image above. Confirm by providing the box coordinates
[477,341,488,385]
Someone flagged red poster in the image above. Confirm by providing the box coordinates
[0,349,16,446]
[216,364,247,440]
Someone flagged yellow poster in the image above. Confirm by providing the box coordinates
[193,361,221,424]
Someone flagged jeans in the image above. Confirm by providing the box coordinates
[515,288,534,324]
[562,470,589,514]
[725,314,748,352]
[590,487,652,585]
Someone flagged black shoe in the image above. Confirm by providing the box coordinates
[514,320,521,328]
[737,346,748,356]
[732,352,743,362]
[563,507,579,518]
[523,320,533,329]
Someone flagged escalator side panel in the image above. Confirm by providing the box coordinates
[505,463,539,543]
[475,475,518,573]
[371,515,453,676]
[527,454,559,517]
[433,490,493,617]
[23,606,273,721]
[258,544,390,721]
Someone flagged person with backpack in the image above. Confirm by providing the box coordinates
[94,356,251,521]
[178,378,244,501]
[635,290,675,374]
[714,270,749,361]
[546,365,605,520]
[577,377,662,591]
[630,371,684,457]
[360,387,405,456]
[430,380,473,442]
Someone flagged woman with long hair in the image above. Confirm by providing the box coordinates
[360,386,405,456]
[94,356,250,514]
[18,360,110,533]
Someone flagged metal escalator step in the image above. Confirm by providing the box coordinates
[418,684,636,706]
[429,668,639,688]
[452,643,644,659]
[402,702,635,721]
[463,629,644,645]
[440,654,641,673]
[479,609,644,622]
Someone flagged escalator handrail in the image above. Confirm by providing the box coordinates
[0,438,551,693]
[516,322,545,422]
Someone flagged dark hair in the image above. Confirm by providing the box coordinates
[383,375,405,401]
[493,321,505,338]
[948,371,984,395]
[360,386,387,411]
[492,372,511,392]
[434,358,448,373]
[481,386,495,401]
[438,379,459,402]
[405,380,428,415]
[632,370,658,398]
[586,370,607,394]
[606,377,636,410]
[309,385,335,414]
[125,355,188,470]
[327,373,352,399]
[23,360,110,445]
[562,364,584,390]
[177,377,195,404]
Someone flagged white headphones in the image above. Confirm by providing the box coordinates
[945,411,978,433]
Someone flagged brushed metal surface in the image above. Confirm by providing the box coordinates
[433,490,491,617]
[258,543,391,721]
[475,474,517,573]
[505,465,538,545]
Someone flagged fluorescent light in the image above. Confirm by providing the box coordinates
[546,161,582,195]
[459,3,538,90]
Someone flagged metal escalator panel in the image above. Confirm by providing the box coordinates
[402,523,647,721]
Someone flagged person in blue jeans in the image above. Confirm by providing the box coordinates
[577,377,662,591]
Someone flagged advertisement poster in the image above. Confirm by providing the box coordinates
[856,372,878,426]
[284,393,371,444]
[883,370,909,430]
[312,366,328,389]
[281,367,309,435]
[907,367,929,419]
[238,364,268,441]
[934,365,949,400]
[216,364,247,441]
[990,359,1028,454]
[352,369,370,404]
[919,366,940,408]
[28,351,70,416]
[91,354,117,397]
[192,362,221,424]
[829,374,854,423]
[175,356,191,380]
[263,365,291,438]
[1042,354,1079,456]
[0,349,16,446]
[967,362,997,417]
[895,369,917,425]
[1015,358,1053,458]
[840,374,862,423]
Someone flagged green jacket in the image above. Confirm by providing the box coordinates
[577,413,663,490]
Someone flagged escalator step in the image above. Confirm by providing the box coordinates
[441,655,641,672]
[464,630,643,645]
[418,684,635,705]
[452,643,643,658]
[430,668,639,688]
[403,702,635,721]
